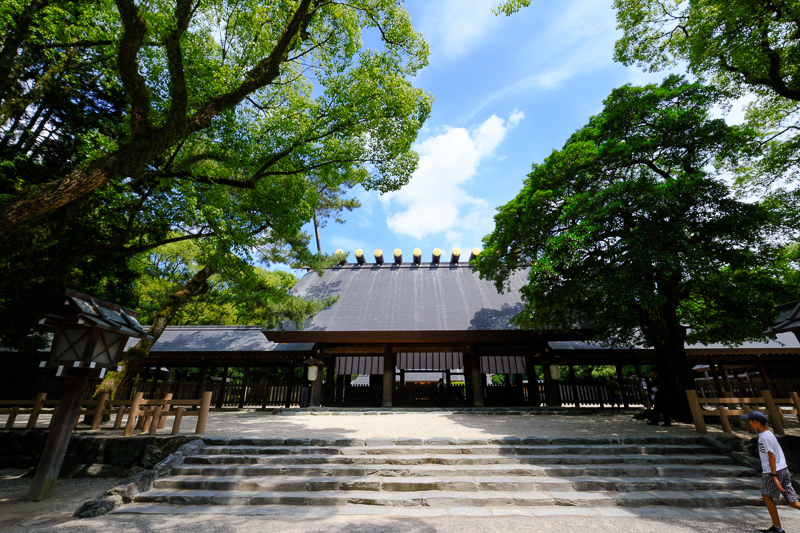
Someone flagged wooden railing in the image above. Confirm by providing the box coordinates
[0,391,212,435]
[686,389,800,435]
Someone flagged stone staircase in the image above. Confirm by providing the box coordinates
[118,436,763,516]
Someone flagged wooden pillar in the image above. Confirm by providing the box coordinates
[310,346,324,407]
[525,346,540,406]
[323,352,335,406]
[707,356,726,396]
[569,360,579,408]
[284,365,296,408]
[261,378,269,409]
[238,360,250,409]
[27,375,90,500]
[382,345,395,407]
[194,362,207,399]
[467,346,484,407]
[616,364,629,408]
[541,346,561,407]
[215,366,229,409]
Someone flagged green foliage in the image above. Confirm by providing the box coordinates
[0,0,433,355]
[132,238,335,328]
[613,0,800,212]
[476,76,792,419]
[492,0,532,16]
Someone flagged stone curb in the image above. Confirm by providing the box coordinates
[268,407,624,416]
[200,436,706,447]
[109,504,776,518]
[73,438,205,518]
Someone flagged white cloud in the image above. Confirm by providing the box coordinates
[417,0,500,58]
[382,111,522,240]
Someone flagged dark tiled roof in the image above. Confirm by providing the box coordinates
[766,301,800,336]
[127,326,313,354]
[270,263,531,336]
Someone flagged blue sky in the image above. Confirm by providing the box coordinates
[302,0,705,263]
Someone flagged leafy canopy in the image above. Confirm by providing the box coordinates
[475,76,789,350]
[613,0,800,202]
[0,0,433,348]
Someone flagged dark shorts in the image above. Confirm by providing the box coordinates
[762,468,799,502]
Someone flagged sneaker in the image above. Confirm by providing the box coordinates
[759,525,785,533]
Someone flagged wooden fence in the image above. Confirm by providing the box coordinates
[0,391,212,435]
[686,389,800,435]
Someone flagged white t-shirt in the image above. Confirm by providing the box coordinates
[758,430,788,473]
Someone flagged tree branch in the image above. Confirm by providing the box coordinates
[115,0,153,135]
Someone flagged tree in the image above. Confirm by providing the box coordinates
[613,0,800,199]
[0,0,431,355]
[474,76,794,421]
[0,0,431,234]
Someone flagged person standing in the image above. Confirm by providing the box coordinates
[742,410,800,533]
[646,368,671,426]
[437,378,447,407]
[606,377,622,411]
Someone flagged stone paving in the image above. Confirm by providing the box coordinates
[6,408,800,532]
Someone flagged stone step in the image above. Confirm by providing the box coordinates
[197,444,713,457]
[169,462,747,479]
[183,453,732,467]
[132,488,765,508]
[202,436,706,447]
[152,474,760,493]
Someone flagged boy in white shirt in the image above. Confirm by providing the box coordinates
[742,410,800,533]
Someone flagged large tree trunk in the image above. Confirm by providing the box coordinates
[639,273,694,423]
[96,265,215,395]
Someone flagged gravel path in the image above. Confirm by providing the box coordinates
[196,408,797,440]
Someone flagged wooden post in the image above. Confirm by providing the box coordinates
[215,366,229,409]
[791,392,800,425]
[569,360,579,408]
[91,392,109,430]
[195,391,213,434]
[717,405,732,434]
[158,393,172,429]
[261,377,270,409]
[148,405,162,436]
[239,361,250,409]
[719,363,736,394]
[172,406,184,435]
[634,365,651,410]
[323,352,335,406]
[541,347,561,407]
[26,393,47,430]
[113,403,126,430]
[685,389,708,434]
[123,392,144,437]
[525,345,539,406]
[467,346,484,407]
[615,365,628,409]
[762,390,785,435]
[284,365,295,408]
[707,356,726,396]
[382,345,395,407]
[27,376,90,501]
